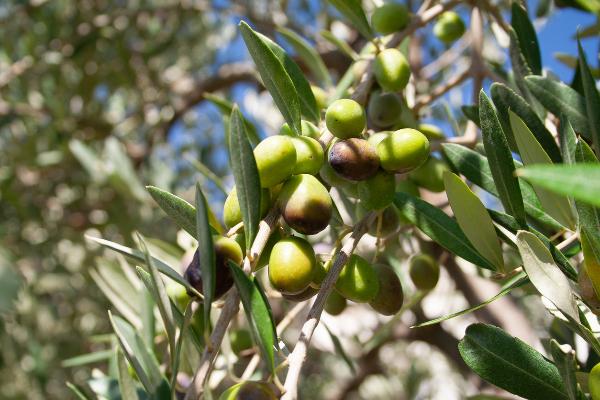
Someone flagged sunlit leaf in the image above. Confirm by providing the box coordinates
[578,38,600,155]
[326,0,373,39]
[511,3,542,75]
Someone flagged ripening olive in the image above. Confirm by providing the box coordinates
[224,186,271,228]
[418,123,445,140]
[374,48,411,92]
[320,160,357,194]
[409,254,439,291]
[368,90,403,128]
[324,290,347,315]
[278,174,332,235]
[269,236,316,294]
[254,136,297,188]
[229,329,253,356]
[311,85,329,111]
[409,156,449,193]
[282,285,319,302]
[433,11,466,44]
[590,363,600,400]
[325,99,366,139]
[328,138,380,181]
[280,120,321,139]
[369,264,403,315]
[335,254,380,303]
[290,136,324,175]
[358,170,395,210]
[371,3,410,35]
[377,128,430,173]
[184,236,244,299]
[219,381,278,400]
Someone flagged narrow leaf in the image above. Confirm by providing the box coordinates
[459,323,568,400]
[559,116,578,165]
[195,184,215,334]
[510,111,575,228]
[516,231,579,322]
[66,382,92,400]
[479,90,527,227]
[228,261,277,374]
[394,192,497,271]
[62,350,114,368]
[228,106,262,251]
[277,27,332,87]
[240,21,302,133]
[578,38,600,155]
[511,2,542,75]
[203,93,261,145]
[171,303,194,397]
[444,172,504,270]
[326,0,373,39]
[320,30,358,60]
[324,323,355,373]
[116,348,140,400]
[550,340,581,400]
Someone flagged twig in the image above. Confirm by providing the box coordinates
[413,68,470,112]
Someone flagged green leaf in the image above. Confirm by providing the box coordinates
[516,231,579,322]
[525,76,590,138]
[88,236,202,298]
[559,116,578,165]
[62,350,114,368]
[578,38,600,155]
[239,21,302,133]
[413,271,528,328]
[550,340,581,400]
[323,323,355,373]
[184,155,228,196]
[511,2,542,75]
[255,30,320,123]
[491,83,562,163]
[66,382,92,400]
[195,184,216,333]
[444,172,504,270]
[393,192,496,271]
[461,105,480,127]
[228,106,262,251]
[147,186,220,237]
[326,0,373,39]
[479,91,527,227]
[459,323,568,400]
[228,261,277,375]
[510,111,575,228]
[518,164,600,208]
[508,27,542,117]
[277,27,332,88]
[116,348,140,400]
[171,303,194,397]
[319,30,358,61]
[203,93,261,146]
[443,143,564,230]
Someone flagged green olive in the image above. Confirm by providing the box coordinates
[328,138,380,181]
[278,174,332,235]
[590,363,600,400]
[358,204,401,237]
[311,85,329,111]
[324,290,347,315]
[433,11,466,44]
[325,99,366,139]
[254,135,297,187]
[409,254,439,291]
[369,264,403,315]
[396,179,420,197]
[184,236,244,299]
[282,285,319,302]
[357,170,395,210]
[219,381,278,400]
[373,48,411,92]
[368,90,403,128]
[290,136,324,175]
[279,120,321,139]
[335,254,380,303]
[371,3,410,35]
[166,281,191,310]
[418,123,446,140]
[409,156,449,193]
[229,329,253,356]
[377,128,430,173]
[223,186,271,229]
[269,236,316,294]
[367,131,392,148]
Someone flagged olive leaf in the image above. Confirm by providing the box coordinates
[323,323,355,373]
[510,111,575,229]
[203,93,261,146]
[559,116,578,166]
[326,0,373,39]
[443,172,504,270]
[62,350,114,368]
[459,323,568,400]
[116,348,140,400]
[577,38,600,155]
[319,30,358,61]
[66,382,92,400]
[550,340,582,400]
[195,184,216,333]
[511,2,542,75]
[239,21,302,134]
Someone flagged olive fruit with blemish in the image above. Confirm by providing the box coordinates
[409,254,439,291]
[253,135,297,188]
[229,329,253,356]
[279,120,320,139]
[319,161,357,195]
[324,290,347,315]
[368,90,403,128]
[290,136,324,175]
[358,170,395,210]
[374,48,411,92]
[409,156,449,193]
[184,236,243,300]
[369,264,403,315]
[282,285,319,302]
[278,174,332,235]
[269,236,316,294]
[325,99,366,139]
[377,128,430,173]
[433,11,466,44]
[219,381,278,400]
[334,254,380,303]
[371,3,410,35]
[328,138,380,181]
[223,186,271,229]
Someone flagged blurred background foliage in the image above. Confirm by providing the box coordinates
[0,0,598,399]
